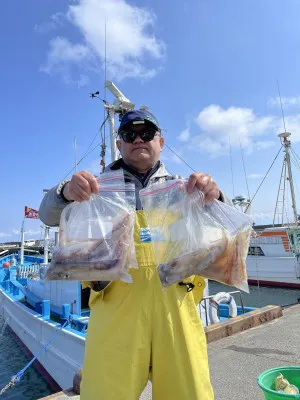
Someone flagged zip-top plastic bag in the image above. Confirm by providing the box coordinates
[44,171,137,282]
[140,180,253,292]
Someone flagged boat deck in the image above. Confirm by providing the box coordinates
[38,304,300,400]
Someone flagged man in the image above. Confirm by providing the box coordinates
[39,109,230,399]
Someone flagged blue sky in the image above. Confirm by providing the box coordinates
[2,0,300,241]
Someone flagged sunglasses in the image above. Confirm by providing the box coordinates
[119,130,160,143]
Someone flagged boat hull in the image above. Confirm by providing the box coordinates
[0,289,85,389]
[247,256,300,288]
[247,278,300,288]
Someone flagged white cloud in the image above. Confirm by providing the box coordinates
[44,37,92,67]
[12,229,41,237]
[196,105,274,145]
[34,12,65,33]
[247,173,264,180]
[190,136,226,157]
[41,0,165,83]
[63,73,90,88]
[41,37,93,86]
[25,229,41,236]
[0,232,12,238]
[277,115,300,142]
[268,96,300,109]
[177,128,190,142]
[253,140,277,151]
[191,104,276,156]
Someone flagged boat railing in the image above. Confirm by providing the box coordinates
[200,290,245,327]
[18,264,40,279]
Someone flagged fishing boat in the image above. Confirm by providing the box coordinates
[237,131,300,288]
[0,253,88,390]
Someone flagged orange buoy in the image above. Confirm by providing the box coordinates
[2,262,10,268]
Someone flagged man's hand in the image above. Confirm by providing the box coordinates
[63,170,99,202]
[187,172,220,203]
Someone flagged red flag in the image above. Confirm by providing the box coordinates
[24,206,39,219]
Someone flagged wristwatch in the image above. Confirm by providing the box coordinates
[56,179,71,202]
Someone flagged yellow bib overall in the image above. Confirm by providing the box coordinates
[80,211,214,399]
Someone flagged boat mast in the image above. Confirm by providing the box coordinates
[107,107,117,162]
[283,133,298,224]
[104,81,135,162]
[273,83,298,226]
[274,132,298,225]
[43,226,50,264]
[20,219,25,265]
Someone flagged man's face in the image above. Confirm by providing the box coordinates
[117,122,164,172]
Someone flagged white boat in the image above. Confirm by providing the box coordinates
[243,132,300,288]
[247,225,300,288]
[0,255,87,389]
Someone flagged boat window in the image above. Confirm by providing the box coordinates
[297,233,300,242]
[248,246,265,256]
[290,234,294,245]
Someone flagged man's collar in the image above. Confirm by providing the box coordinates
[109,158,125,171]
[107,158,169,179]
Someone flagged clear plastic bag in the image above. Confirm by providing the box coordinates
[140,180,253,292]
[44,171,137,282]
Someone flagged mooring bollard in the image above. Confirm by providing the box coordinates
[73,369,82,395]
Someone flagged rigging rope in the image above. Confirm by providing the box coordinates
[245,145,283,213]
[291,148,300,165]
[239,139,251,201]
[62,115,109,180]
[229,137,235,198]
[290,147,300,170]
[163,143,196,172]
[290,158,300,202]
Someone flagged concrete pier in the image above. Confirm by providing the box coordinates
[39,304,300,400]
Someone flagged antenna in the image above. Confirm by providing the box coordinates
[104,21,107,103]
[101,21,107,172]
[277,80,287,133]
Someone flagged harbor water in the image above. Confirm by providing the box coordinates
[1,284,300,399]
[0,314,53,400]
[208,281,300,308]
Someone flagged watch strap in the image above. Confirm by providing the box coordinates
[56,179,71,202]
